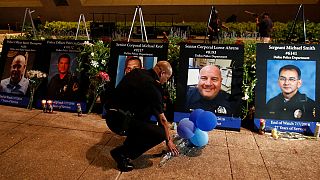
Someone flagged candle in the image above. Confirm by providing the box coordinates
[77,103,82,117]
[41,100,47,112]
[47,100,53,113]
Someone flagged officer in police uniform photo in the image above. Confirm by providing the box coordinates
[266,64,316,120]
[185,65,232,116]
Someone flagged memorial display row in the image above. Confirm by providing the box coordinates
[0,39,319,134]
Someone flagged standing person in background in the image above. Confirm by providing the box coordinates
[207,9,228,44]
[33,15,42,31]
[256,12,273,43]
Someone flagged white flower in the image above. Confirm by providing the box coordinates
[242,93,249,100]
[91,52,94,57]
[26,70,47,80]
[83,41,94,46]
[101,59,106,66]
[90,60,99,68]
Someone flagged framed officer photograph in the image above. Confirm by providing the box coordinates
[47,52,80,101]
[255,43,320,135]
[0,51,33,96]
[44,40,86,112]
[265,60,316,120]
[175,43,244,130]
[0,39,44,107]
[114,55,157,87]
[109,41,168,88]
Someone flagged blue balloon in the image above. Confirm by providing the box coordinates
[177,118,195,139]
[190,128,208,147]
[189,109,204,124]
[196,111,217,131]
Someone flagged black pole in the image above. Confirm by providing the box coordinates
[302,5,307,43]
[286,4,303,43]
[204,6,214,43]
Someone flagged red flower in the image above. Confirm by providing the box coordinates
[98,71,110,81]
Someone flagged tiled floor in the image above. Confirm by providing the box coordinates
[0,105,319,179]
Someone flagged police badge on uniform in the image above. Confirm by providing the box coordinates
[293,109,302,119]
[216,106,227,114]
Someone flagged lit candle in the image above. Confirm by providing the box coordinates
[41,100,47,112]
[47,100,53,113]
[77,103,82,117]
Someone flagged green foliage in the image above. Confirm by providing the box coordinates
[242,40,258,119]
[220,38,258,119]
[272,22,289,43]
[76,41,110,102]
[77,40,110,77]
[225,22,257,36]
[166,35,185,103]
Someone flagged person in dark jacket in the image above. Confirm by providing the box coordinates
[105,61,178,172]
[256,12,273,43]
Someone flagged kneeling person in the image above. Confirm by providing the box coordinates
[104,61,178,172]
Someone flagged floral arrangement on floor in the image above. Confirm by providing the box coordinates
[26,70,47,110]
[77,40,110,113]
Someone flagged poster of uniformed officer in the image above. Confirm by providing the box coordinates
[265,60,316,120]
[109,41,168,88]
[102,41,169,118]
[255,44,320,134]
[44,40,86,112]
[175,43,244,130]
[255,44,319,122]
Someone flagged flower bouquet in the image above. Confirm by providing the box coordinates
[77,40,110,113]
[87,71,110,113]
[26,70,47,110]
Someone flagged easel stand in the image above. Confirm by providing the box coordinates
[76,14,90,40]
[286,4,307,43]
[128,6,148,42]
[21,8,36,36]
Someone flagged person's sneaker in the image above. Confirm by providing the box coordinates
[110,148,134,172]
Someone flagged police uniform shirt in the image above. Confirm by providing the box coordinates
[266,91,316,120]
[185,87,232,116]
[111,68,164,122]
[47,73,79,101]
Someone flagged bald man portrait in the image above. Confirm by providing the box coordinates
[0,55,29,95]
[185,65,232,115]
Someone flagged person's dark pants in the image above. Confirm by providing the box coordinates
[106,112,166,160]
[209,33,219,44]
